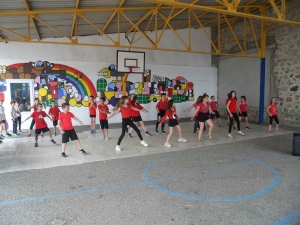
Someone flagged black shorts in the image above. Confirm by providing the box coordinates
[169,119,179,127]
[90,115,96,118]
[62,129,78,143]
[53,120,58,126]
[35,127,50,134]
[211,111,220,119]
[132,116,142,122]
[157,110,166,122]
[100,120,109,129]
[198,112,210,122]
[239,112,248,117]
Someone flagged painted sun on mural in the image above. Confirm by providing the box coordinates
[0,61,194,107]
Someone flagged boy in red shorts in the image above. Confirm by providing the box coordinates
[48,101,61,136]
[58,103,86,157]
[22,103,56,147]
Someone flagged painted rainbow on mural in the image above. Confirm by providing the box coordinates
[52,64,97,98]
[7,63,97,100]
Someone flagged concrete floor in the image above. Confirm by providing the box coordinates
[0,120,299,225]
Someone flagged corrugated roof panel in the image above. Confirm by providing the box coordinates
[122,0,156,7]
[0,15,28,29]
[0,0,27,11]
[79,0,119,8]
[28,0,75,10]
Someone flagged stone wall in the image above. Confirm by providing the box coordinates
[212,1,300,126]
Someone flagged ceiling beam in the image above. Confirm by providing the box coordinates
[102,0,126,34]
[142,0,300,26]
[125,4,162,35]
[70,0,80,38]
[23,0,41,40]
[151,0,199,32]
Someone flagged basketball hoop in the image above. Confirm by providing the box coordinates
[127,66,140,73]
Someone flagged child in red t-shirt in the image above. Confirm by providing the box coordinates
[58,103,85,157]
[155,93,168,134]
[267,97,281,134]
[108,96,148,151]
[88,95,97,134]
[239,96,252,130]
[183,95,202,133]
[226,91,244,138]
[98,97,111,140]
[210,96,222,127]
[22,103,56,147]
[160,100,186,147]
[48,101,61,136]
[191,93,215,142]
[128,96,152,138]
[27,98,46,137]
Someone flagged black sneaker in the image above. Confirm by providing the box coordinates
[80,149,86,154]
[0,140,2,144]
[6,133,12,136]
[50,139,56,144]
[34,143,38,147]
[161,130,166,134]
[61,152,66,157]
[155,130,159,134]
[246,126,251,130]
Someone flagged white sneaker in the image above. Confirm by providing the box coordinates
[164,142,171,147]
[101,136,105,140]
[116,145,121,151]
[140,140,148,147]
[178,138,187,142]
[105,137,109,140]
[238,131,245,136]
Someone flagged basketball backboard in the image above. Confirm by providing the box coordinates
[117,50,145,74]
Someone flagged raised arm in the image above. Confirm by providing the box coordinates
[22,115,32,123]
[72,116,83,125]
[183,105,194,112]
[108,107,120,119]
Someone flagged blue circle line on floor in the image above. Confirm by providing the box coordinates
[0,154,280,206]
[142,153,280,201]
[268,212,300,225]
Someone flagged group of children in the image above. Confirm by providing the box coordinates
[0,90,281,154]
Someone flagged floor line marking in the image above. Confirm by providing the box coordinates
[0,155,281,206]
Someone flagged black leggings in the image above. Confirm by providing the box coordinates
[30,119,35,130]
[17,116,21,130]
[155,110,166,131]
[117,118,143,145]
[229,113,240,133]
[269,115,279,125]
[193,118,200,133]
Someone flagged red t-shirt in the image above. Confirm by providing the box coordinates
[161,108,178,124]
[58,112,74,130]
[193,103,200,116]
[48,107,61,121]
[131,104,143,117]
[32,104,37,112]
[269,104,277,116]
[228,98,237,113]
[156,100,168,111]
[120,106,132,119]
[239,102,248,112]
[210,101,218,111]
[31,111,48,129]
[98,104,109,120]
[199,102,209,113]
[88,102,97,115]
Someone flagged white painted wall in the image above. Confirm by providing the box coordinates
[0,29,216,130]
[217,50,271,107]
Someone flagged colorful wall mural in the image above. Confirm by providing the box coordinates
[0,61,97,107]
[0,61,194,107]
[97,65,194,106]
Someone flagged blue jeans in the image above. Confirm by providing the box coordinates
[12,119,17,134]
